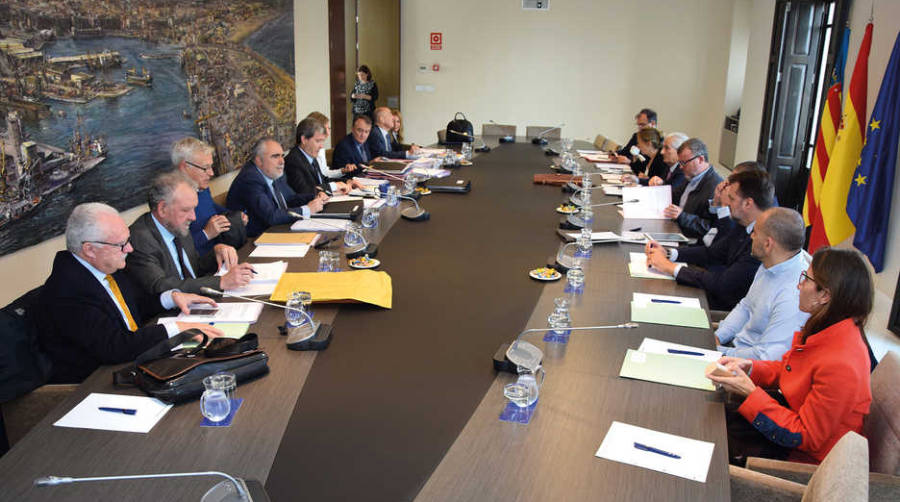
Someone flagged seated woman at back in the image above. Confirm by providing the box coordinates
[707,247,873,465]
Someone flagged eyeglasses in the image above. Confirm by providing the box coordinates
[680,154,701,166]
[799,271,820,287]
[86,238,131,252]
[185,160,214,173]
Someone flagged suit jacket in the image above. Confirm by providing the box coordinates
[675,167,724,238]
[226,161,315,237]
[36,251,169,383]
[675,223,761,311]
[638,154,669,185]
[333,133,372,171]
[285,146,330,196]
[390,131,411,151]
[126,212,220,295]
[366,126,406,159]
[615,132,647,174]
[190,188,227,256]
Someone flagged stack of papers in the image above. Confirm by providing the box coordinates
[602,184,623,196]
[622,186,671,219]
[563,231,623,243]
[54,393,173,433]
[595,421,715,482]
[352,177,389,187]
[270,270,393,309]
[250,232,318,258]
[619,349,716,391]
[223,261,288,297]
[630,293,710,329]
[628,253,683,280]
[326,195,364,203]
[594,162,625,171]
[176,302,263,323]
[290,219,353,232]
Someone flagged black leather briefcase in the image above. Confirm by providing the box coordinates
[113,330,269,404]
[445,112,474,143]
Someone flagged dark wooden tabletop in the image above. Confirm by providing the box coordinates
[0,140,729,501]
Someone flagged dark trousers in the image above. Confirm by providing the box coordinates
[725,389,792,466]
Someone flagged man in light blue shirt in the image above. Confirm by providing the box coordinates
[715,207,810,360]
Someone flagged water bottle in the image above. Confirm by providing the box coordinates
[577,227,593,258]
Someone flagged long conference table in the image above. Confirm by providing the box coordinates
[0,140,730,501]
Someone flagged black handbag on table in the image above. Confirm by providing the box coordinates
[113,330,269,404]
[445,112,474,143]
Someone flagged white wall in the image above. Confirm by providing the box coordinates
[735,0,776,163]
[724,0,752,116]
[400,0,736,163]
[294,0,332,146]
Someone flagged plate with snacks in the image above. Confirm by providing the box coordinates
[528,267,562,281]
[459,160,472,166]
[348,256,381,269]
[556,203,578,214]
[414,187,432,196]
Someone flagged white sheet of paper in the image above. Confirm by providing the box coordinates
[565,231,621,242]
[54,393,172,434]
[249,244,310,258]
[638,338,722,362]
[291,219,353,232]
[224,261,287,297]
[594,162,624,170]
[326,195,363,203]
[595,421,715,482]
[622,185,672,219]
[352,177,388,187]
[628,252,682,280]
[632,293,702,309]
[577,149,603,155]
[602,184,623,196]
[176,302,263,323]
[600,174,623,182]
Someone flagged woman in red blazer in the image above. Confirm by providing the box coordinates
[707,247,873,464]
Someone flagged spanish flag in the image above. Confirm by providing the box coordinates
[818,23,872,248]
[804,28,849,252]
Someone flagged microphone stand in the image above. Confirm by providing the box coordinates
[494,323,639,373]
[34,471,267,502]
[488,120,515,143]
[287,211,377,259]
[200,287,331,351]
[531,123,565,146]
[448,129,490,152]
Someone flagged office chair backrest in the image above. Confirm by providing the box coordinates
[863,350,900,475]
[482,124,516,137]
[802,431,869,502]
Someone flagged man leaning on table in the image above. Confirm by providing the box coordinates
[663,138,723,239]
[35,203,222,383]
[226,137,328,237]
[127,171,256,295]
[645,169,774,311]
[367,106,420,159]
[715,207,810,360]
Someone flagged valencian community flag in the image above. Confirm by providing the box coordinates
[804,28,849,252]
[819,23,872,248]
[847,31,900,272]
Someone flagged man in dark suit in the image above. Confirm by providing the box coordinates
[644,170,774,311]
[663,137,724,238]
[127,171,256,295]
[172,137,247,256]
[333,114,374,173]
[642,132,688,191]
[284,118,361,197]
[35,203,221,383]
[226,137,327,237]
[367,107,420,159]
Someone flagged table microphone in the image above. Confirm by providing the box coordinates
[287,211,377,258]
[35,471,267,501]
[200,287,328,349]
[448,129,491,152]
[495,323,639,373]
[489,120,515,143]
[532,123,565,145]
[629,145,646,163]
[397,195,430,221]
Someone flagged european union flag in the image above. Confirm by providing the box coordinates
[847,32,900,272]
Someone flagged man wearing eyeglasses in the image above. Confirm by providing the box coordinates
[35,203,223,383]
[662,138,723,238]
[172,137,248,256]
[612,108,657,175]
[127,171,256,295]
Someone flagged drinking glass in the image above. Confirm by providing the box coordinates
[567,266,585,291]
[344,222,363,247]
[503,365,545,408]
[285,290,312,327]
[401,176,417,196]
[361,207,378,228]
[561,137,574,152]
[200,372,236,422]
[386,186,399,207]
[460,141,472,160]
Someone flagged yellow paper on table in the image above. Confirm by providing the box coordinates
[255,232,318,245]
[270,270,392,309]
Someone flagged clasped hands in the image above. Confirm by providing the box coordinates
[705,356,757,397]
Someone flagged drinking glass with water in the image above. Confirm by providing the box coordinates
[285,290,312,327]
[503,365,545,408]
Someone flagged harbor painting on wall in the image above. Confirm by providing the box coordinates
[0,1,295,256]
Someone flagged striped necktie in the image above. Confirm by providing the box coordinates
[105,274,138,331]
[173,237,194,279]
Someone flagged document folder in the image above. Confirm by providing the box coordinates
[312,200,363,220]
[619,349,715,391]
[425,178,471,193]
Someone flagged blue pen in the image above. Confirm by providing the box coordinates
[668,349,704,356]
[634,442,681,459]
[99,407,137,415]
[651,299,681,304]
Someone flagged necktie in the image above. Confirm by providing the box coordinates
[312,158,331,196]
[173,237,193,279]
[105,274,138,331]
[357,143,368,163]
[272,182,288,210]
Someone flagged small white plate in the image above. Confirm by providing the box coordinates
[528,268,561,281]
[556,205,578,214]
[348,257,380,269]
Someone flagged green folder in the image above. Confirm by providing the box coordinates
[630,301,710,329]
[619,349,715,391]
